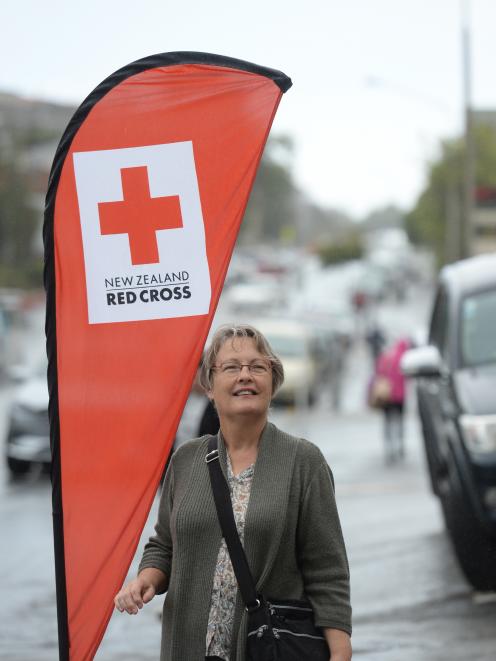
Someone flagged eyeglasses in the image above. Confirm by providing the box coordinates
[212,360,271,376]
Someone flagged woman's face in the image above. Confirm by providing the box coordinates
[207,336,273,422]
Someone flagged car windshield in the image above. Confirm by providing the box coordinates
[461,289,496,367]
[266,334,306,358]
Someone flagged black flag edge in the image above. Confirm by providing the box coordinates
[43,51,291,661]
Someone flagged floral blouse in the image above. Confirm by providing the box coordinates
[206,455,255,660]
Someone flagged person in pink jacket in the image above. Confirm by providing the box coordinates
[374,338,410,463]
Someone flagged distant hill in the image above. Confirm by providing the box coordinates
[0,93,77,277]
[0,92,75,141]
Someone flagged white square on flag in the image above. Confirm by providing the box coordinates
[73,141,211,324]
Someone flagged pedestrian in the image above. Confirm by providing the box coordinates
[173,356,219,452]
[162,360,220,484]
[372,338,410,463]
[351,289,369,337]
[365,324,386,363]
[114,324,352,661]
[329,334,347,411]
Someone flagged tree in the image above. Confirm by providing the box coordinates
[317,233,364,266]
[241,135,355,247]
[362,205,405,231]
[240,136,298,244]
[0,155,40,287]
[406,124,496,265]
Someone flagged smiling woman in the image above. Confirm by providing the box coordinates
[199,326,284,435]
[114,324,352,661]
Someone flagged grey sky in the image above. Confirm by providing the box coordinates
[3,0,495,217]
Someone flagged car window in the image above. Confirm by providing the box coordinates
[429,287,449,357]
[460,289,496,367]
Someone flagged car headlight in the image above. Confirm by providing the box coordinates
[459,414,496,454]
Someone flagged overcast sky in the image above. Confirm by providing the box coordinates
[3,0,496,217]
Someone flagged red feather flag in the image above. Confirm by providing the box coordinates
[43,52,291,660]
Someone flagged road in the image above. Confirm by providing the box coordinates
[1,279,495,660]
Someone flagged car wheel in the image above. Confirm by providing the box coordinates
[418,402,444,497]
[7,456,31,477]
[421,425,444,497]
[441,470,496,591]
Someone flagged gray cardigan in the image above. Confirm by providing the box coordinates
[139,422,352,661]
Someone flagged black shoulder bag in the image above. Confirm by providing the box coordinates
[205,436,330,661]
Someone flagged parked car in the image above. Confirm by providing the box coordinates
[5,355,218,478]
[5,357,50,476]
[252,318,318,407]
[226,275,286,316]
[401,254,496,591]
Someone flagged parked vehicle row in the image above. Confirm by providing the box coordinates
[402,254,496,591]
[252,318,319,407]
[3,252,378,477]
[4,310,351,477]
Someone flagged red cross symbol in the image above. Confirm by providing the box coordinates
[98,166,183,265]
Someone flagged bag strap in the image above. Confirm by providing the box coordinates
[206,435,261,612]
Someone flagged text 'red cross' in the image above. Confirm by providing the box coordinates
[98,166,183,265]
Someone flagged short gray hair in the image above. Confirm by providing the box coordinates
[200,324,284,395]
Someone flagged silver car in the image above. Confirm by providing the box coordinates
[5,359,50,476]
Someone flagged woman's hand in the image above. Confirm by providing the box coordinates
[323,627,352,661]
[114,568,166,614]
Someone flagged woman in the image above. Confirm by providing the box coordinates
[374,337,411,463]
[114,324,352,661]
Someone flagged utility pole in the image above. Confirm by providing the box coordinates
[445,183,460,264]
[461,0,475,259]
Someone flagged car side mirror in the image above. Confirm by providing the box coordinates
[401,345,442,378]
